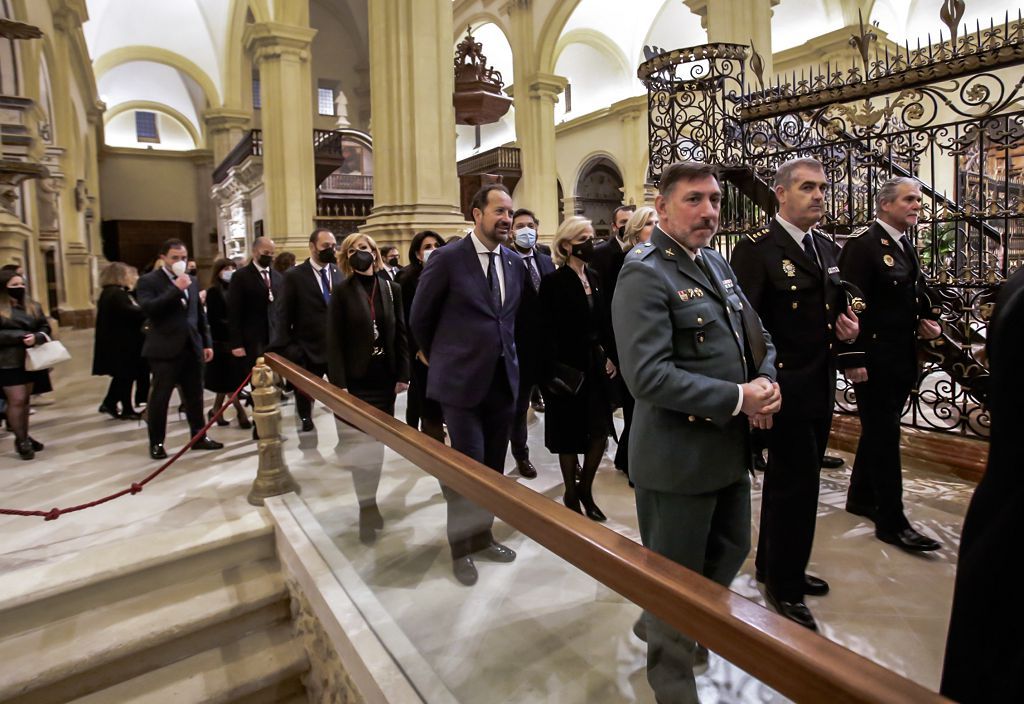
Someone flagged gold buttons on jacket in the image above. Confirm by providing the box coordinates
[825,303,830,311]
[688,415,696,422]
[696,316,704,325]
[777,362,784,369]
[790,285,797,291]
[828,323,833,330]
[792,301,798,309]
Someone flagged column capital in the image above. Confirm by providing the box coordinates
[203,107,252,131]
[500,0,530,15]
[244,22,318,64]
[527,73,568,101]
[683,0,780,30]
[50,0,88,33]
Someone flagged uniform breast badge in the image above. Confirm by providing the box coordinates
[782,259,796,277]
[665,247,676,257]
[678,290,690,302]
[883,254,895,267]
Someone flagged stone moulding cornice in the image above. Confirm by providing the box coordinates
[203,108,252,130]
[527,73,567,100]
[244,22,318,63]
[553,94,646,137]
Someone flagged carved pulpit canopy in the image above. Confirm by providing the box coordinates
[453,26,512,126]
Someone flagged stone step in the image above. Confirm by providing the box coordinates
[0,512,275,642]
[68,623,308,704]
[0,557,290,704]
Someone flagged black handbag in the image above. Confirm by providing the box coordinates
[543,362,585,397]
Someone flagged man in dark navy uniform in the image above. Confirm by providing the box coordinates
[731,157,860,631]
[838,177,943,552]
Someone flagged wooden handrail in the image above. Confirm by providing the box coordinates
[265,352,950,704]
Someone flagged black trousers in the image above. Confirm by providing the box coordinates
[756,413,832,601]
[848,372,915,532]
[103,375,135,411]
[407,357,444,442]
[294,360,328,421]
[510,375,538,462]
[613,377,635,471]
[147,351,205,446]
[439,360,514,559]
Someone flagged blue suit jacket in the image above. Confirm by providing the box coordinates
[410,235,528,408]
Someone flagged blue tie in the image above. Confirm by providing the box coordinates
[319,267,331,304]
[487,253,502,310]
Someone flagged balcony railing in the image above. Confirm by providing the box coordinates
[457,145,520,177]
[318,172,373,193]
[211,130,262,184]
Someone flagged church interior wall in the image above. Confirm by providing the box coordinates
[99,150,203,240]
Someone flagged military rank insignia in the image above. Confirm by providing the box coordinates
[678,289,704,301]
[782,259,796,277]
[883,254,895,267]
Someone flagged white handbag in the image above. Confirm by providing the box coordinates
[25,340,71,371]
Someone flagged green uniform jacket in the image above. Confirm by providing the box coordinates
[612,228,777,495]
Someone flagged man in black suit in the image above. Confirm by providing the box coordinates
[270,228,342,432]
[229,236,282,372]
[838,177,943,552]
[942,266,1024,703]
[136,238,223,459]
[731,157,860,631]
[410,183,532,586]
[509,207,555,479]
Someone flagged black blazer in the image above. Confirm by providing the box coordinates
[93,285,146,376]
[0,300,50,370]
[270,260,343,367]
[228,262,282,358]
[515,250,556,384]
[591,236,628,306]
[730,218,845,419]
[136,267,211,360]
[205,284,231,344]
[326,274,410,389]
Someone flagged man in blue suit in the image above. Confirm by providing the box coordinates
[410,183,532,585]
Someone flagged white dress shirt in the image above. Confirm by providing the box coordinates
[255,264,274,300]
[775,214,819,266]
[470,230,505,304]
[876,218,911,249]
[309,257,333,298]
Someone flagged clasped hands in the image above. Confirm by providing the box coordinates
[741,377,781,430]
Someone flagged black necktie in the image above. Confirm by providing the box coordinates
[695,254,714,285]
[319,267,331,304]
[899,236,914,264]
[487,252,502,310]
[526,256,541,292]
[802,233,820,270]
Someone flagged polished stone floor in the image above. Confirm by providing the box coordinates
[0,329,971,703]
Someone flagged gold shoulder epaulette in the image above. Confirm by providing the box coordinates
[745,228,770,244]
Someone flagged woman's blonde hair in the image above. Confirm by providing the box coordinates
[622,206,657,246]
[551,216,594,267]
[99,261,132,288]
[338,232,384,277]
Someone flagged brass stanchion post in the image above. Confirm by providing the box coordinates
[247,356,300,505]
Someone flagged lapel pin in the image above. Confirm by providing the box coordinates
[678,290,690,301]
[664,247,675,257]
[782,259,796,277]
[883,254,895,267]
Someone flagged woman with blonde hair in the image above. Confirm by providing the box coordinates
[622,206,658,247]
[0,269,51,459]
[93,261,147,420]
[539,216,616,520]
[328,232,410,542]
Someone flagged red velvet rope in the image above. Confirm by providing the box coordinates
[0,371,254,521]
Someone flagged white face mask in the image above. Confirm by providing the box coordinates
[220,270,234,283]
[422,248,433,264]
[170,260,188,276]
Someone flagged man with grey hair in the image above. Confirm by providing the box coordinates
[838,176,943,553]
[731,155,860,631]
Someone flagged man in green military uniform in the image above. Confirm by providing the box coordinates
[612,161,780,703]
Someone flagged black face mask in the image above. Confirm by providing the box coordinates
[257,254,274,269]
[317,247,337,265]
[187,268,197,277]
[350,250,375,274]
[570,239,595,263]
[387,256,400,268]
[6,287,25,302]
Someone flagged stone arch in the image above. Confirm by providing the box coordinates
[93,46,221,108]
[456,11,510,43]
[574,153,625,237]
[223,0,261,109]
[536,0,587,74]
[552,29,631,82]
[104,101,203,148]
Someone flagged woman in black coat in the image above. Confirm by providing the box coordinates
[540,216,617,521]
[396,230,445,442]
[0,269,52,459]
[328,233,411,543]
[204,258,250,428]
[93,262,147,420]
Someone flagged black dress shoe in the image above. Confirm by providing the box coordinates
[754,571,830,596]
[530,398,545,413]
[300,416,315,432]
[821,454,845,469]
[765,591,818,630]
[98,404,120,419]
[150,443,167,460]
[515,459,537,479]
[191,436,224,451]
[477,542,516,563]
[252,426,260,441]
[846,501,876,521]
[632,617,647,642]
[15,438,34,460]
[753,453,768,472]
[452,556,478,586]
[876,526,941,552]
[208,409,229,427]
[237,414,252,430]
[27,436,44,452]
[120,411,142,421]
[581,497,607,522]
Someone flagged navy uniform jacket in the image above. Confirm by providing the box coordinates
[837,221,938,380]
[409,235,530,409]
[730,219,846,420]
[612,227,776,494]
[136,268,211,360]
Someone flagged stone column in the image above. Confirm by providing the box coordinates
[613,96,650,207]
[684,0,776,82]
[506,0,566,236]
[360,0,469,244]
[244,22,318,253]
[203,108,252,165]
